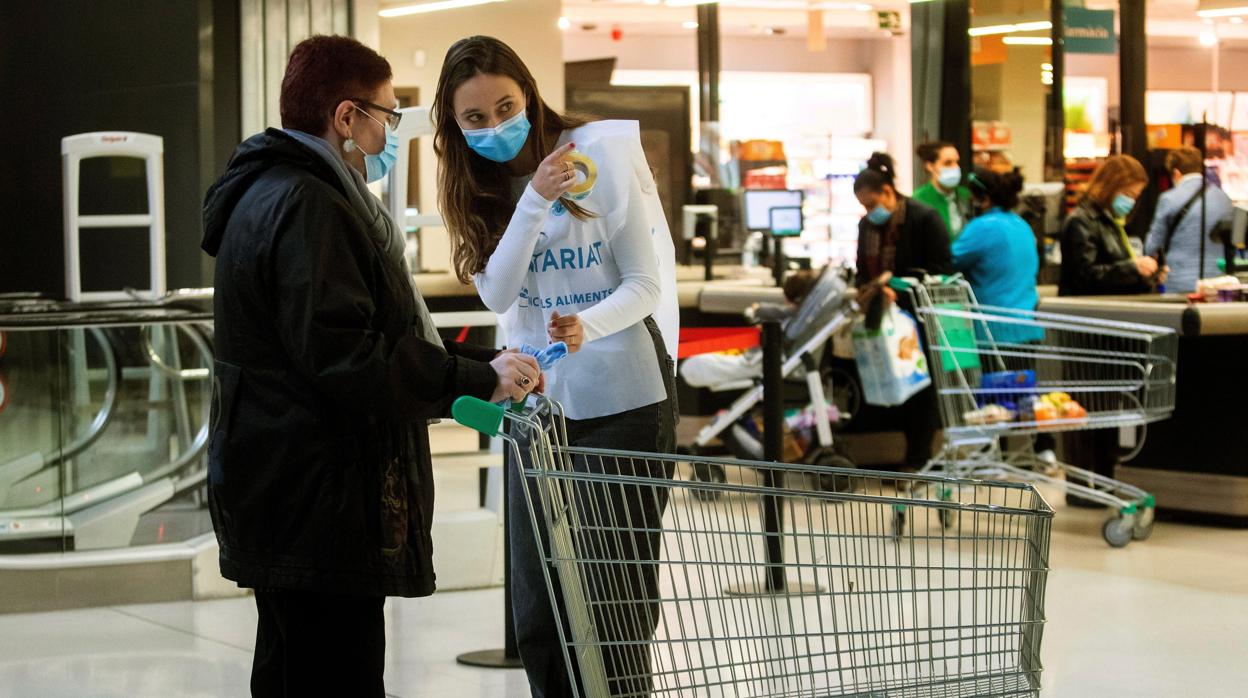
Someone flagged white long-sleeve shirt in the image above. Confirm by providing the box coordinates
[474,121,678,419]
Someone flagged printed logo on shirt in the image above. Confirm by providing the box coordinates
[519,286,617,309]
[529,241,606,273]
[551,201,567,217]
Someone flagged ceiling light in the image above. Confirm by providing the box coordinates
[969,20,1052,37]
[1041,63,1054,71]
[1197,6,1248,18]
[854,3,874,10]
[1233,16,1245,23]
[379,0,504,17]
[666,0,719,6]
[558,16,570,30]
[1200,31,1220,46]
[1003,36,1053,45]
[682,20,700,29]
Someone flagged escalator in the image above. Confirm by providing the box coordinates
[0,293,214,553]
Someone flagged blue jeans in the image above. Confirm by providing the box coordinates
[508,318,677,698]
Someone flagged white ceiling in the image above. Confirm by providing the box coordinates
[560,0,1248,44]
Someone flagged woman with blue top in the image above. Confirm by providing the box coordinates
[433,36,678,698]
[952,167,1042,341]
[952,167,1056,461]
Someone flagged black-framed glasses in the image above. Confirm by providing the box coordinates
[349,98,402,131]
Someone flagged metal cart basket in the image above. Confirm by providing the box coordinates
[453,394,1053,698]
[898,277,1177,547]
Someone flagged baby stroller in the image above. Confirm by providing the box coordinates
[680,264,862,494]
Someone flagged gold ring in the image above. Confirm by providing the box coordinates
[519,375,531,387]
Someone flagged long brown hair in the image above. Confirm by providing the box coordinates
[433,36,593,283]
[1083,154,1147,210]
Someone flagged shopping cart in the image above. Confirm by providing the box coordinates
[453,393,1053,698]
[894,276,1177,547]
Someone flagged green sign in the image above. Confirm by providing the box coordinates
[1064,8,1116,54]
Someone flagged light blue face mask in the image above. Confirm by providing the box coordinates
[463,110,531,163]
[1112,193,1136,219]
[938,166,962,190]
[353,106,399,183]
[866,205,893,226]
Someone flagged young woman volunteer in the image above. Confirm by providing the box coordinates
[432,35,678,698]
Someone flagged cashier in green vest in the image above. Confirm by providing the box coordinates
[913,141,974,239]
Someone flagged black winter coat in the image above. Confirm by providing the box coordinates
[201,129,497,597]
[1058,200,1151,296]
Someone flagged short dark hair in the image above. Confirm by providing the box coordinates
[280,35,392,135]
[1166,147,1203,176]
[854,152,896,195]
[916,141,955,164]
[969,166,1025,211]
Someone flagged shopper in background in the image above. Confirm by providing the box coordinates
[953,167,1056,462]
[1145,146,1233,294]
[1057,155,1167,505]
[953,167,1040,338]
[914,141,974,238]
[201,36,539,697]
[432,35,677,698]
[854,152,951,473]
[1059,154,1168,296]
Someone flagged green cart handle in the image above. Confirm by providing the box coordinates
[452,395,525,437]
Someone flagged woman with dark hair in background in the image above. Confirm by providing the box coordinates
[854,152,951,473]
[432,35,678,698]
[913,141,974,238]
[953,167,1056,461]
[953,167,1040,332]
[201,35,540,696]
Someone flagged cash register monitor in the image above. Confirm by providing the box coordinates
[743,189,803,232]
[768,206,803,238]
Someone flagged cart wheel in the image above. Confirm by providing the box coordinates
[691,462,726,502]
[891,507,907,540]
[1102,517,1134,548]
[807,447,860,494]
[1132,518,1155,541]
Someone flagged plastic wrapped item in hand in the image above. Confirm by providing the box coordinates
[517,341,569,371]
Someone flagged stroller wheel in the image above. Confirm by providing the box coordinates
[806,446,860,494]
[690,462,726,501]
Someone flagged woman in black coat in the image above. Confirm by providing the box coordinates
[1059,154,1166,296]
[853,153,952,473]
[201,36,540,697]
[1058,155,1166,506]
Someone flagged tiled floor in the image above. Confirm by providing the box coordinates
[0,494,1244,697]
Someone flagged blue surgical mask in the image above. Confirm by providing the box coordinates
[866,205,893,226]
[353,106,399,183]
[1112,193,1136,219]
[938,166,962,190]
[463,110,531,163]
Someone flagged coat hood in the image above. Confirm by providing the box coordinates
[201,129,340,256]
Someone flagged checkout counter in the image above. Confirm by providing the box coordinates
[1040,295,1248,524]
